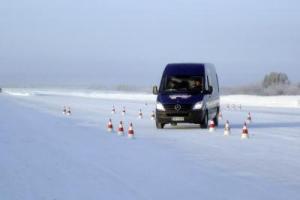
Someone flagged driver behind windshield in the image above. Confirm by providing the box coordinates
[191,79,203,90]
[165,76,203,92]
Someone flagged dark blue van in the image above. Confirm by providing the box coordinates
[153,63,220,129]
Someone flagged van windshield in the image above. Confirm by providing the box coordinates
[161,75,204,93]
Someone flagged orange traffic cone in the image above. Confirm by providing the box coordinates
[66,107,72,115]
[128,123,135,139]
[138,109,143,119]
[111,105,116,114]
[209,120,216,132]
[150,111,155,120]
[122,107,126,116]
[241,122,249,139]
[107,118,114,132]
[246,112,252,124]
[63,106,67,115]
[224,120,231,136]
[117,121,124,136]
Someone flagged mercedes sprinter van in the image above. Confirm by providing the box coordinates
[153,63,220,129]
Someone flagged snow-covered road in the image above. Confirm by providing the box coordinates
[1,90,300,200]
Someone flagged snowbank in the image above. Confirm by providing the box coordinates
[2,88,156,102]
[3,88,300,108]
[221,95,300,108]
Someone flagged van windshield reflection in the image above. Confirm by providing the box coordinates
[162,76,204,93]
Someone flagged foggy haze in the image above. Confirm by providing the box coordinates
[1,0,299,87]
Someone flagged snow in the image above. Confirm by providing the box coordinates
[221,95,300,108]
[1,89,300,200]
[3,88,300,108]
[2,88,156,102]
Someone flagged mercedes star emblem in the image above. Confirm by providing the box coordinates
[174,104,181,111]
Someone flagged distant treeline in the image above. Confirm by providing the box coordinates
[86,84,152,93]
[221,72,300,96]
[2,72,298,96]
[88,72,300,96]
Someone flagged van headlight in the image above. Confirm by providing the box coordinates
[156,102,165,111]
[193,101,203,110]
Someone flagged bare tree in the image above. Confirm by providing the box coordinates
[262,72,290,88]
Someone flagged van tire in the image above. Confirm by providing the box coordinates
[200,111,208,129]
[213,115,219,127]
[156,121,165,129]
[213,107,219,127]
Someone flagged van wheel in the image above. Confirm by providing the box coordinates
[200,111,208,129]
[213,115,219,127]
[213,107,219,127]
[156,121,165,129]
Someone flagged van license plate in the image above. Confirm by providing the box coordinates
[172,117,184,121]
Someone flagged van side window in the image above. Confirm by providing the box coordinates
[216,74,219,92]
[206,76,210,90]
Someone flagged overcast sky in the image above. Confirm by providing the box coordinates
[1,0,299,87]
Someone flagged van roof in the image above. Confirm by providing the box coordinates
[164,63,208,76]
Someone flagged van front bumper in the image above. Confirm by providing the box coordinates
[156,109,205,124]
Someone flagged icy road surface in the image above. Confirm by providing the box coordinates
[1,91,300,200]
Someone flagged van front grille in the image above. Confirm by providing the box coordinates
[164,104,193,112]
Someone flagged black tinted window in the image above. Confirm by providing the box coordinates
[162,76,204,92]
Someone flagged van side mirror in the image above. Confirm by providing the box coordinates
[153,85,158,95]
[206,86,213,94]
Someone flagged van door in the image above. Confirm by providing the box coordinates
[205,69,218,120]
